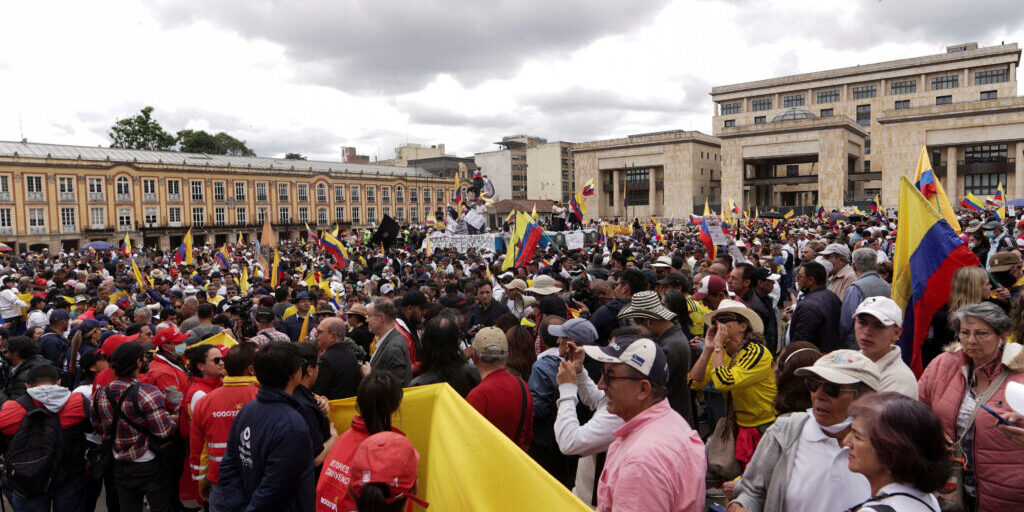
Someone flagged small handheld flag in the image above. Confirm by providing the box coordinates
[582,179,595,197]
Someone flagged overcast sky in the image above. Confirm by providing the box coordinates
[2,0,1023,161]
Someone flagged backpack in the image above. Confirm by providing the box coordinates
[3,394,64,497]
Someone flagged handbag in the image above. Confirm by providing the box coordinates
[706,354,743,480]
[937,371,1008,512]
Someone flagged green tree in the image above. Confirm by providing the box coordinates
[108,106,176,151]
[284,153,307,160]
[213,132,256,156]
[176,129,220,154]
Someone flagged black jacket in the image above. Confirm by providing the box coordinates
[310,342,362,400]
[347,324,373,356]
[789,287,843,352]
[0,355,52,403]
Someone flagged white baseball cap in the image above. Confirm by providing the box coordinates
[380,283,395,295]
[854,296,903,327]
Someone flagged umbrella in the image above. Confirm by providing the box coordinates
[0,243,11,252]
[83,241,114,251]
[1006,198,1024,208]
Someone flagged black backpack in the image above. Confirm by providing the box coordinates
[3,395,64,497]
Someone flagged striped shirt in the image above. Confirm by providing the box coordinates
[690,342,777,427]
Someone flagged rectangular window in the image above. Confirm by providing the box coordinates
[317,208,328,225]
[335,206,345,223]
[143,178,157,201]
[965,173,1008,196]
[409,187,418,203]
[28,208,46,233]
[783,94,805,107]
[396,207,405,222]
[965,144,1008,163]
[865,136,871,155]
[817,90,839,103]
[60,207,76,229]
[316,185,327,203]
[856,104,871,126]
[936,95,952,105]
[424,207,431,220]
[58,177,74,194]
[351,207,360,224]
[976,68,1008,85]
[383,206,391,218]
[367,206,377,223]
[786,165,799,177]
[890,80,916,94]
[297,184,308,202]
[981,90,998,100]
[257,208,267,224]
[410,207,419,223]
[0,176,9,196]
[256,182,268,202]
[751,98,772,111]
[820,108,834,117]
[366,186,376,203]
[213,181,226,201]
[298,206,309,222]
[166,179,181,201]
[852,85,876,99]
[191,180,204,201]
[0,209,13,232]
[335,185,345,203]
[720,102,741,115]
[88,178,104,199]
[191,207,205,227]
[754,116,766,124]
[118,209,132,231]
[26,176,43,200]
[351,185,360,203]
[116,177,131,200]
[381,186,391,204]
[278,183,289,201]
[625,168,650,206]
[932,75,958,90]
[144,208,157,227]
[235,182,246,200]
[396,187,404,203]
[423,187,431,203]
[90,207,105,228]
[895,100,910,110]
[214,207,226,225]
[278,207,290,223]
[168,207,182,226]
[236,208,247,224]
[724,119,735,128]
[436,188,444,204]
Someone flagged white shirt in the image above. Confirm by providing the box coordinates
[555,371,622,506]
[0,288,26,319]
[784,414,870,512]
[858,482,940,512]
[873,345,919,400]
[875,249,890,263]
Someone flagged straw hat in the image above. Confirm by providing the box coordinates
[701,299,764,334]
[618,291,677,321]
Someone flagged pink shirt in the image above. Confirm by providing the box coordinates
[597,399,706,512]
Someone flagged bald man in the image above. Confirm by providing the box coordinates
[310,317,361,399]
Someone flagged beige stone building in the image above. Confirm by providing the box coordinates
[572,130,721,220]
[526,141,576,203]
[711,42,1021,210]
[0,141,452,253]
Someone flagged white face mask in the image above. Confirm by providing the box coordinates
[808,408,854,433]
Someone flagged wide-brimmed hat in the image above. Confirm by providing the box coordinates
[701,299,764,334]
[505,279,527,292]
[526,275,561,295]
[964,219,983,233]
[651,255,673,269]
[618,291,677,321]
[346,303,369,318]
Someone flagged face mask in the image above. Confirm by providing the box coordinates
[174,343,186,356]
[820,416,854,434]
[968,242,977,249]
[985,231,996,239]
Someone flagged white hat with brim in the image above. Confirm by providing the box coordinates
[526,275,561,295]
[795,349,882,390]
[701,299,764,334]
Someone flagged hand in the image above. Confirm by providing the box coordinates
[328,420,339,440]
[703,325,718,352]
[723,479,738,503]
[163,386,184,408]
[556,360,577,386]
[995,287,1011,301]
[360,362,371,377]
[562,341,585,373]
[572,299,590,314]
[199,480,211,501]
[998,412,1024,447]
[689,335,702,351]
[316,395,330,416]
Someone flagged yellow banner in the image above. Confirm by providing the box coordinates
[603,225,633,238]
[328,384,589,512]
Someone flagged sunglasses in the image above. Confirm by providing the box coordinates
[804,377,856,398]
[714,314,741,324]
[211,357,223,364]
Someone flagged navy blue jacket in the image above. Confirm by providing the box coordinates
[217,387,315,512]
[281,312,314,342]
[789,286,843,352]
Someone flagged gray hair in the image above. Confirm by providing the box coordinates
[952,302,1011,335]
[371,297,397,321]
[134,307,152,321]
[477,351,508,364]
[183,296,199,307]
[851,248,878,273]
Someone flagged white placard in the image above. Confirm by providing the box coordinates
[565,232,585,250]
[704,216,729,246]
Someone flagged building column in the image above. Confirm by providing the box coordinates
[611,170,621,219]
[817,130,846,209]
[946,146,958,200]
[1015,142,1024,201]
[648,168,657,218]
[720,139,743,214]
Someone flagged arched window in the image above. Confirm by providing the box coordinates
[316,183,327,202]
[395,185,405,203]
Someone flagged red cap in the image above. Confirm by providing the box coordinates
[153,327,188,347]
[170,268,179,275]
[101,333,139,357]
[34,278,47,286]
[692,275,728,301]
[349,432,427,508]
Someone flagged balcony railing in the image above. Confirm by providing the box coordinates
[61,225,76,233]
[144,193,157,202]
[168,193,181,202]
[118,224,132,232]
[0,192,9,201]
[116,193,131,202]
[26,192,44,201]
[88,192,104,202]
[28,225,46,234]
[59,192,75,202]
[0,227,11,235]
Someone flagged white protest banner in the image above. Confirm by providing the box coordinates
[428,233,496,253]
[703,216,729,246]
[565,231,585,250]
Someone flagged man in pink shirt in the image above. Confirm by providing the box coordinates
[584,336,706,512]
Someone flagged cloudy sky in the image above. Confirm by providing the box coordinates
[2,0,1023,161]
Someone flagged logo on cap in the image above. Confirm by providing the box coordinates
[630,354,645,366]
[829,354,855,365]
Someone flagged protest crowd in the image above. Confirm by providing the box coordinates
[0,164,1024,512]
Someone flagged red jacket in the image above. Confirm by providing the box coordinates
[316,417,404,512]
[919,343,1024,511]
[0,391,88,433]
[189,376,259,487]
[179,376,221,502]
[395,320,419,373]
[144,353,190,394]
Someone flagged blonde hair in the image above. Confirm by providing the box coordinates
[948,266,988,314]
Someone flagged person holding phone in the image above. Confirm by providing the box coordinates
[918,302,1024,511]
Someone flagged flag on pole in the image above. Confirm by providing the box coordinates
[237,232,243,246]
[322,232,350,268]
[892,176,979,376]
[913,146,961,233]
[784,209,795,220]
[699,216,716,260]
[454,174,463,205]
[131,258,148,292]
[531,203,537,221]
[582,179,595,196]
[816,204,825,219]
[239,266,250,292]
[305,223,321,248]
[868,195,884,222]
[960,193,984,212]
[994,182,1007,220]
[270,247,281,288]
[622,183,629,209]
[174,228,193,265]
[730,198,741,216]
[703,198,711,216]
[215,245,231,270]
[121,233,132,256]
[569,193,585,222]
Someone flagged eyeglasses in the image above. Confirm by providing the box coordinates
[600,368,646,383]
[804,377,857,398]
[958,329,996,341]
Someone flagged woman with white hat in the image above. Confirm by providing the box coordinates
[689,299,777,472]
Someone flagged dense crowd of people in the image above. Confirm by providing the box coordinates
[0,209,1022,512]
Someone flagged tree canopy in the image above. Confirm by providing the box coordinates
[109,107,255,156]
[284,153,307,160]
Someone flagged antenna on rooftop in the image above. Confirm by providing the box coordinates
[19,110,24,142]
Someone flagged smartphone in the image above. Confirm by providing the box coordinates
[979,403,1013,426]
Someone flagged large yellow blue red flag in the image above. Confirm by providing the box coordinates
[893,176,979,376]
[913,146,961,233]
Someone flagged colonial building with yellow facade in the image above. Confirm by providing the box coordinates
[0,141,454,252]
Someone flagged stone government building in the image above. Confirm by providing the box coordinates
[0,141,454,253]
[576,42,1024,217]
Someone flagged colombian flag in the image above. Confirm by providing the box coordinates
[816,204,825,219]
[960,193,984,212]
[473,169,483,180]
[893,176,979,376]
[322,232,350,268]
[913,146,961,233]
[730,197,741,216]
[305,222,321,248]
[569,193,585,222]
[174,228,193,265]
[868,195,884,222]
[582,179,595,197]
[689,214,703,225]
[121,233,132,256]
[699,216,717,260]
[215,244,231,270]
[454,174,463,205]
